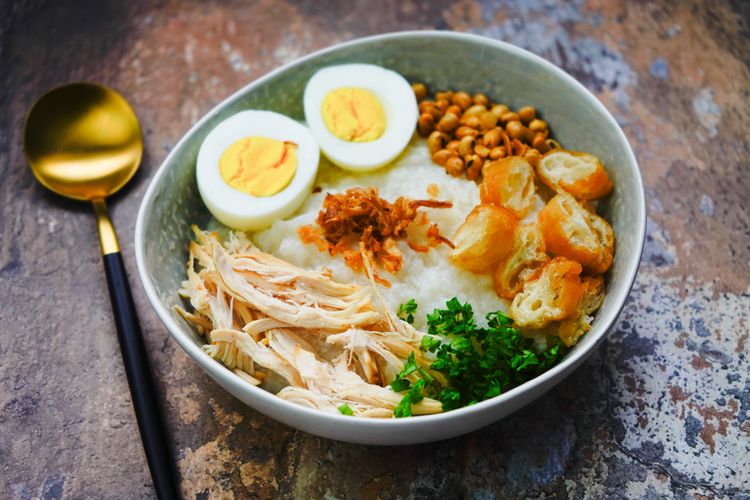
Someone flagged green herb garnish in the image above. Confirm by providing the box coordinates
[390,352,434,418]
[389,352,418,393]
[337,403,354,416]
[391,298,567,415]
[397,299,418,324]
[393,379,426,418]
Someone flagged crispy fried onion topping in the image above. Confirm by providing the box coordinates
[298,187,453,285]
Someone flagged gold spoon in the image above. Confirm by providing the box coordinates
[24,82,177,500]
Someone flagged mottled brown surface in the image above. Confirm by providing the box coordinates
[1,1,749,499]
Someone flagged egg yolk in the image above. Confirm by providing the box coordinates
[219,137,297,197]
[321,87,386,142]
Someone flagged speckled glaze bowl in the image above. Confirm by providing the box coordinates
[135,31,645,445]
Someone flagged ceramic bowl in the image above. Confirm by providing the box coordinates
[135,31,645,445]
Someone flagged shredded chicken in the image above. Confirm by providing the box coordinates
[298,187,453,285]
[177,226,444,418]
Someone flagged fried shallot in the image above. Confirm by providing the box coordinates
[298,187,452,285]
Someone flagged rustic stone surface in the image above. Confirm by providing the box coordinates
[1,0,748,498]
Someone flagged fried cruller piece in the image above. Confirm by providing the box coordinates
[509,257,585,329]
[509,265,604,345]
[479,156,537,218]
[448,204,518,273]
[557,275,605,347]
[536,149,613,201]
[493,222,549,300]
[177,226,446,418]
[538,191,614,274]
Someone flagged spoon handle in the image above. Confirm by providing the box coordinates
[103,251,179,500]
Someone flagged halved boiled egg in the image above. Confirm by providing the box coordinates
[196,110,319,230]
[303,64,417,171]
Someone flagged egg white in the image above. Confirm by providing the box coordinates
[303,64,418,172]
[196,110,319,231]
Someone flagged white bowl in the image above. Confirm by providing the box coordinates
[135,31,645,445]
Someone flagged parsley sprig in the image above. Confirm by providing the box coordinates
[389,352,437,417]
[391,298,566,416]
[396,299,418,324]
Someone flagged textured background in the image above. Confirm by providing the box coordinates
[1,0,749,498]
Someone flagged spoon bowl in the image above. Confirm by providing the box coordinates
[24,82,142,201]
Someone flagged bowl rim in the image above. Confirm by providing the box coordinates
[134,30,646,431]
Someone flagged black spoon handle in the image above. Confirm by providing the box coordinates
[103,251,179,500]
